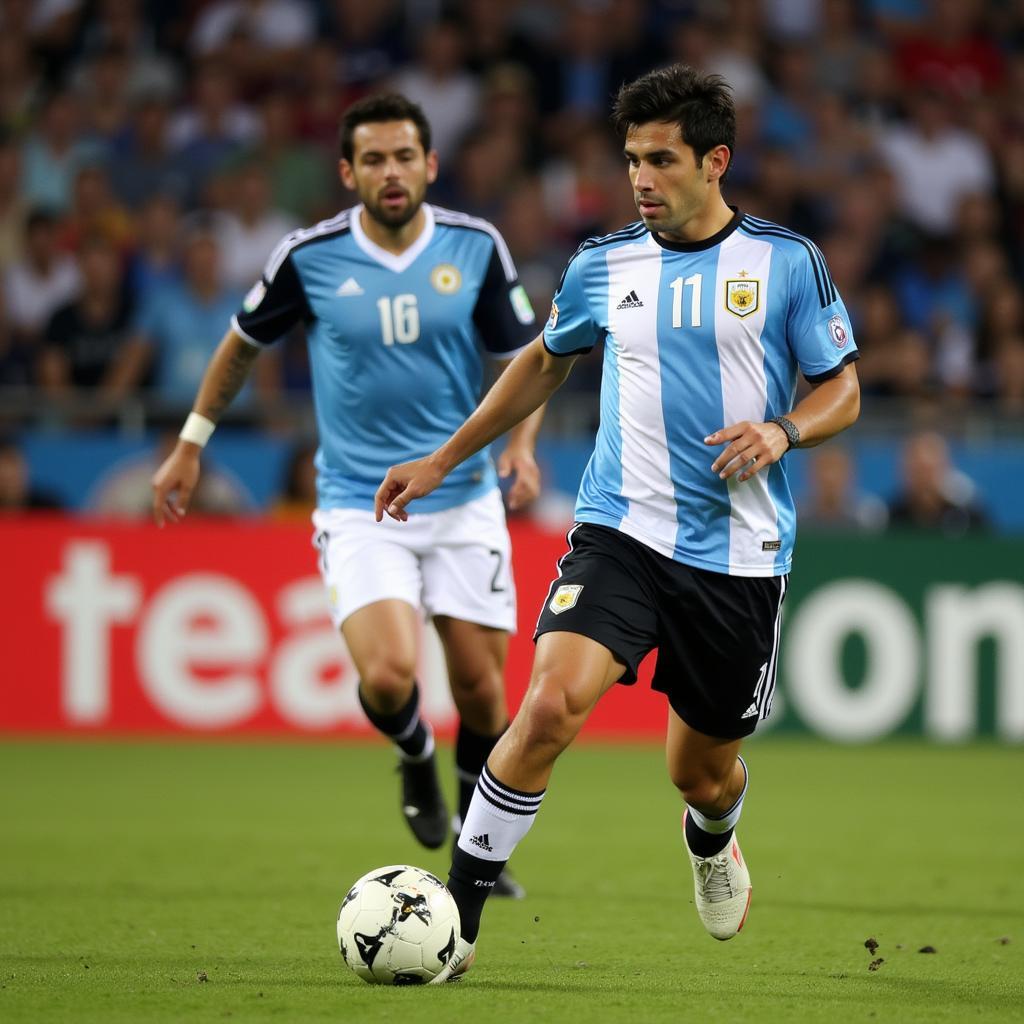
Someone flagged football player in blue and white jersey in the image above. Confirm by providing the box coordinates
[376,65,861,980]
[152,94,541,898]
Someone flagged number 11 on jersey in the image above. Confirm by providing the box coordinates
[669,274,702,329]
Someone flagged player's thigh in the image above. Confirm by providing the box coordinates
[341,599,420,687]
[653,568,787,742]
[433,615,508,690]
[419,489,516,633]
[312,506,425,629]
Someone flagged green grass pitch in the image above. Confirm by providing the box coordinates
[2,738,1021,1022]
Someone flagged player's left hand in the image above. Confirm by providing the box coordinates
[705,421,790,482]
[497,446,541,510]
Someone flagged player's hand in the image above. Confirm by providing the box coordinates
[705,421,790,482]
[375,455,447,522]
[497,445,540,511]
[151,443,202,526]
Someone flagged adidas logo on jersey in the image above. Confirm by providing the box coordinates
[616,289,643,309]
[336,277,364,296]
[741,702,758,719]
[469,833,493,853]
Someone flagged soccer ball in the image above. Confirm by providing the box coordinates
[336,864,461,985]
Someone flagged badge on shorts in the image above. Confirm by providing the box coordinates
[549,584,583,615]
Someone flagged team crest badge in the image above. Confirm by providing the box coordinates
[430,264,462,294]
[547,301,559,330]
[828,314,849,349]
[725,279,759,318]
[549,584,583,615]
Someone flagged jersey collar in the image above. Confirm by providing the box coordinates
[350,202,436,272]
[649,206,743,253]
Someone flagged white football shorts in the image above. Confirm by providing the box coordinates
[311,487,517,633]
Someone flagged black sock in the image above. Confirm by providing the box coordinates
[447,845,505,943]
[455,722,506,828]
[685,811,733,857]
[357,682,430,759]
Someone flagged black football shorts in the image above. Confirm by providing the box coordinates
[533,523,788,739]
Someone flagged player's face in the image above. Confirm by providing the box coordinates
[624,121,729,239]
[340,120,438,229]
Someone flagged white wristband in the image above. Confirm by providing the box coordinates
[179,412,216,448]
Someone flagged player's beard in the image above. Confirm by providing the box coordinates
[362,186,425,230]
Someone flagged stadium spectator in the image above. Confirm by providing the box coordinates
[126,192,182,306]
[0,437,62,511]
[190,0,316,88]
[19,90,102,213]
[4,209,80,341]
[390,17,480,164]
[0,133,27,266]
[270,440,317,522]
[110,218,255,410]
[56,164,135,255]
[167,63,259,204]
[875,82,995,236]
[40,235,132,399]
[107,93,188,210]
[250,90,334,221]
[214,162,298,289]
[888,430,989,535]
[0,34,42,135]
[800,446,888,532]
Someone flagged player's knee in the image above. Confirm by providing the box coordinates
[359,656,416,710]
[670,768,730,810]
[519,679,581,754]
[449,666,504,712]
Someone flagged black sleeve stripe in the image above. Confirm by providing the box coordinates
[740,218,837,308]
[542,335,593,357]
[804,350,859,383]
[556,222,647,291]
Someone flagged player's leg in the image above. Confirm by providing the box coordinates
[432,629,625,981]
[665,714,752,939]
[432,615,524,898]
[654,566,787,940]
[341,600,449,849]
[313,509,449,849]
[419,489,523,891]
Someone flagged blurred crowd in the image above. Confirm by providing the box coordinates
[0,0,1020,528]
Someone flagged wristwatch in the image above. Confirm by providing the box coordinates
[769,415,800,451]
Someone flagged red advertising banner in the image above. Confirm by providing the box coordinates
[0,517,665,739]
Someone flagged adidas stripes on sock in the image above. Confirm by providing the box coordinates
[454,722,507,830]
[685,755,748,857]
[447,765,544,942]
[357,681,433,761]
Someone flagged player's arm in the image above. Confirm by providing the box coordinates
[494,357,546,511]
[708,363,860,482]
[151,330,260,525]
[376,337,575,521]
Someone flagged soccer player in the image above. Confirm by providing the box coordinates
[151,94,541,897]
[375,65,861,980]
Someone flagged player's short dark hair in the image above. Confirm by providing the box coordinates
[338,93,432,162]
[612,64,736,175]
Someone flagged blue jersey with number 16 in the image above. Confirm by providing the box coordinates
[233,203,537,512]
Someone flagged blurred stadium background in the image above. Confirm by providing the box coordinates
[2,0,1023,742]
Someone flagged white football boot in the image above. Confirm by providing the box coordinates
[428,936,476,984]
[683,811,752,940]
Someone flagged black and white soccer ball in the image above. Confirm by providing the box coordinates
[336,864,461,985]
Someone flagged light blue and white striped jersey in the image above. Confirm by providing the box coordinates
[233,204,537,512]
[544,210,858,577]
